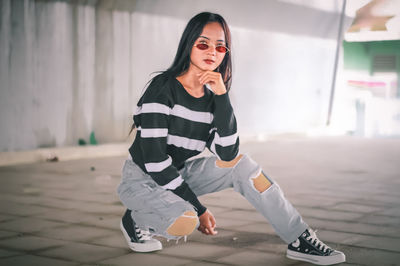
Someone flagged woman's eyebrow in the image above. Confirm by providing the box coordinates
[199,35,225,43]
[199,35,210,40]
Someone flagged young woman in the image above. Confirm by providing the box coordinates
[117,12,346,265]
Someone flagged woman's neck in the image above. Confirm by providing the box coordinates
[176,66,204,98]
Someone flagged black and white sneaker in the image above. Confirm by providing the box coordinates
[287,228,346,265]
[120,209,162,252]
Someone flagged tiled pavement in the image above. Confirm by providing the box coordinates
[0,137,399,266]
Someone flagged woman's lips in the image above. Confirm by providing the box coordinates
[204,59,215,64]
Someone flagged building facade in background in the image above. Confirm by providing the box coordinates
[1,0,352,151]
[336,0,400,137]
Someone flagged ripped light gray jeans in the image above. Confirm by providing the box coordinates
[117,154,308,243]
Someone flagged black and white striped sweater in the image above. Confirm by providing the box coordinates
[129,72,239,215]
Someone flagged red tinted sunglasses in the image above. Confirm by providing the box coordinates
[194,43,230,53]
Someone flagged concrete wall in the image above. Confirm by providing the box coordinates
[0,0,350,151]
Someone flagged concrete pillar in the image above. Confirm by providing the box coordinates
[94,0,134,143]
[70,1,96,145]
[0,0,12,151]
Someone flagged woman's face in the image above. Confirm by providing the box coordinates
[190,22,227,72]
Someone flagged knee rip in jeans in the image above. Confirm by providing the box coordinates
[216,154,244,168]
[166,211,198,236]
[251,170,273,193]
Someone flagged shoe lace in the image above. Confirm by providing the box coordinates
[135,225,152,241]
[306,229,331,253]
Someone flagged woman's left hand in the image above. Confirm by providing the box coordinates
[198,209,218,235]
[197,71,226,95]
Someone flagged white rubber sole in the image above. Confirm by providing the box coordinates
[287,249,346,265]
[120,221,162,252]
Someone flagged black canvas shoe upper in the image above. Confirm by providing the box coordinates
[122,209,151,243]
[288,228,334,256]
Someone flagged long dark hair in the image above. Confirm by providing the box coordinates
[129,12,232,135]
[166,11,233,90]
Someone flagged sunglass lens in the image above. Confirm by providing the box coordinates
[216,46,227,53]
[196,44,208,50]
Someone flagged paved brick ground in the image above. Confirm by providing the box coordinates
[0,137,399,266]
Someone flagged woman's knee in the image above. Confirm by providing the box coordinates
[251,171,272,193]
[166,211,199,237]
[221,154,273,193]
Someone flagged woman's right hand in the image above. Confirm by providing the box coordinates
[198,209,218,235]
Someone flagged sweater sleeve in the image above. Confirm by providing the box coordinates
[207,93,240,161]
[133,75,207,216]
